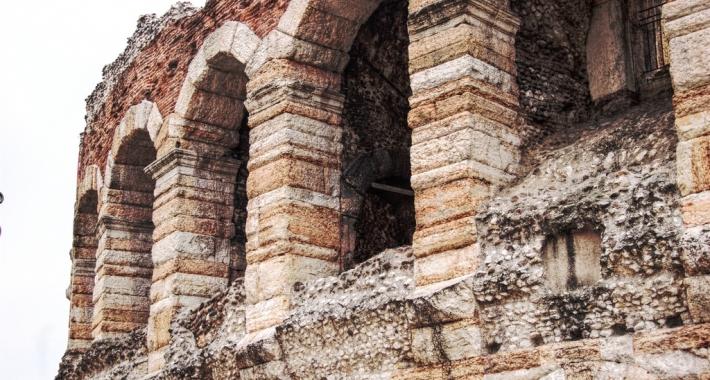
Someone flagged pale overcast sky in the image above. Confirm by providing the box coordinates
[0,1,205,378]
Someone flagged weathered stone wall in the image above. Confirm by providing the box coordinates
[510,0,594,146]
[79,0,290,178]
[340,0,415,265]
[60,0,710,378]
[474,98,685,352]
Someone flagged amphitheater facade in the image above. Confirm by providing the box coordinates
[57,0,710,378]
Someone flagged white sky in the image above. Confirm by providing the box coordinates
[0,1,206,378]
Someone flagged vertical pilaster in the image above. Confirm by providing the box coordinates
[242,59,345,334]
[406,0,522,286]
[144,21,259,372]
[91,101,161,342]
[404,0,522,366]
[145,148,239,371]
[67,166,101,351]
[93,159,155,340]
[663,0,710,323]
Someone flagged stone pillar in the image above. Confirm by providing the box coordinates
[144,21,259,372]
[242,58,345,333]
[663,0,710,324]
[92,102,161,341]
[67,165,101,351]
[407,0,521,287]
[404,0,522,367]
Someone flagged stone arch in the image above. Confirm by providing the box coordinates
[144,21,260,372]
[341,148,414,269]
[93,101,162,340]
[241,0,425,339]
[67,164,102,352]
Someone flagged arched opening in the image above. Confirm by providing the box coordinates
[339,0,414,269]
[93,102,159,340]
[67,165,101,352]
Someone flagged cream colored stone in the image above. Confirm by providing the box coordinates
[411,125,519,175]
[414,245,479,285]
[664,6,710,40]
[685,275,710,323]
[676,136,710,196]
[410,55,516,95]
[246,295,290,333]
[277,0,361,52]
[669,27,710,93]
[411,159,516,191]
[245,30,350,78]
[677,110,710,142]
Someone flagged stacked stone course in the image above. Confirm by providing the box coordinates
[59,0,710,378]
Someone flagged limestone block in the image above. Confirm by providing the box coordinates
[249,125,342,167]
[250,113,342,146]
[150,273,227,303]
[146,149,240,195]
[681,191,710,228]
[407,275,476,326]
[286,0,381,24]
[174,80,246,129]
[412,159,515,192]
[633,324,710,355]
[245,78,344,127]
[411,327,442,365]
[413,217,478,260]
[414,178,489,230]
[411,126,520,175]
[635,350,710,379]
[246,185,341,213]
[409,84,519,130]
[677,110,710,142]
[104,163,155,193]
[245,30,350,79]
[411,54,516,97]
[600,336,634,363]
[95,250,153,269]
[150,231,219,266]
[414,246,479,286]
[247,158,340,198]
[681,226,710,276]
[247,59,342,94]
[101,188,153,208]
[186,50,248,99]
[245,296,290,333]
[278,0,361,52]
[152,215,234,243]
[202,21,261,73]
[412,111,519,147]
[235,327,284,369]
[586,0,634,101]
[97,264,152,279]
[685,275,710,323]
[112,101,163,152]
[676,136,710,196]
[99,203,153,223]
[440,320,483,361]
[244,254,339,304]
[152,197,233,227]
[93,275,151,300]
[663,3,710,40]
[245,200,340,262]
[669,27,710,93]
[408,0,519,40]
[152,258,229,282]
[153,114,241,158]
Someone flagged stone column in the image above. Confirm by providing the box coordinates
[144,21,259,372]
[404,0,522,367]
[663,0,710,324]
[92,103,161,341]
[407,0,521,288]
[67,165,101,351]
